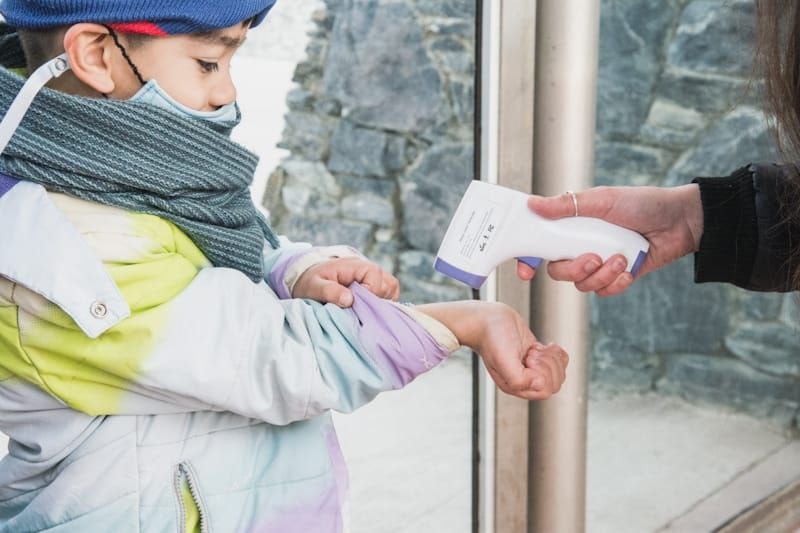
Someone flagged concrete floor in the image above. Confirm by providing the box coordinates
[334,357,800,533]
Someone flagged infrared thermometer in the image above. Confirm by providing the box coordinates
[434,181,650,289]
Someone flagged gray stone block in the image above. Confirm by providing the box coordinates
[386,136,410,172]
[281,159,341,197]
[280,215,373,250]
[338,175,397,198]
[595,141,673,186]
[449,79,474,128]
[658,354,800,424]
[281,184,339,217]
[725,321,800,378]
[278,112,335,161]
[399,274,470,305]
[640,98,707,148]
[595,257,731,353]
[424,19,474,39]
[313,97,342,117]
[341,193,396,226]
[329,120,393,177]
[665,106,778,185]
[780,293,800,326]
[399,250,442,281]
[400,143,474,253]
[286,88,314,111]
[430,37,473,74]
[597,0,679,136]
[668,0,755,77]
[590,336,660,392]
[657,68,750,114]
[742,291,784,321]
[414,0,475,18]
[323,0,444,132]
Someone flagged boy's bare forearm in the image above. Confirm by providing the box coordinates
[415,300,497,349]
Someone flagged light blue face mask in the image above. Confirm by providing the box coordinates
[129,79,242,136]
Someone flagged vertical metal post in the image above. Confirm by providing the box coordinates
[494,1,537,533]
[529,2,601,532]
[477,0,537,532]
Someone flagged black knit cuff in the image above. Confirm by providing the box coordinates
[692,166,758,286]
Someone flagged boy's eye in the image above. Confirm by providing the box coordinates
[196,59,219,73]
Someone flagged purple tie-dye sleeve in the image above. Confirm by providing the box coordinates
[348,283,451,389]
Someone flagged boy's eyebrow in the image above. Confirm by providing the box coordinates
[191,32,248,49]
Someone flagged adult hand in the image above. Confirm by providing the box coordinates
[517,184,703,296]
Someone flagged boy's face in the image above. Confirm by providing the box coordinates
[111,22,249,112]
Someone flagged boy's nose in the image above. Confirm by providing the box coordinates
[209,74,237,110]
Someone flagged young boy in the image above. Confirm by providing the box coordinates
[0,2,569,531]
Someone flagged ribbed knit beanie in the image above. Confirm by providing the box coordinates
[0,0,277,35]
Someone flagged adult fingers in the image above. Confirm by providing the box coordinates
[573,254,628,293]
[546,253,603,283]
[517,261,536,281]
[597,272,635,297]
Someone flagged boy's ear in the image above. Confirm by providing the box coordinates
[62,23,116,94]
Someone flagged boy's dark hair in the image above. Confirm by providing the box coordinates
[17,26,152,71]
[17,27,67,70]
[17,16,255,71]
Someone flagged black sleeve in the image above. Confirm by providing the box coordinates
[692,163,798,292]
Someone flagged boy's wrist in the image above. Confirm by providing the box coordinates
[415,301,487,349]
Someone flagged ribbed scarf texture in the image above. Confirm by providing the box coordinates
[0,28,280,282]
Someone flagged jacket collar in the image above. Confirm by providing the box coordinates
[0,176,129,338]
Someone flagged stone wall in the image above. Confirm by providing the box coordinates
[593,0,799,428]
[265,0,475,305]
[266,0,800,427]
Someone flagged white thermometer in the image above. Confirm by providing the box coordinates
[434,181,649,289]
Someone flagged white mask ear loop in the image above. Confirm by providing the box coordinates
[0,53,71,156]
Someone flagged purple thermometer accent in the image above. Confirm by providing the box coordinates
[0,174,18,198]
[517,257,543,269]
[434,257,487,289]
[631,250,647,278]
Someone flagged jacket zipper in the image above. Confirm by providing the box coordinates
[173,462,209,533]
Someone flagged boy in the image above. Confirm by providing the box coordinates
[0,2,568,531]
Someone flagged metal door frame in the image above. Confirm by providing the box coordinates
[473,2,601,531]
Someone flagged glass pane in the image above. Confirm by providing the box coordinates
[242,1,477,531]
[590,1,797,531]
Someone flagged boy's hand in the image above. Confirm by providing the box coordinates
[293,257,400,307]
[416,301,568,400]
[473,303,568,400]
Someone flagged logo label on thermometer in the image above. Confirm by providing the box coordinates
[453,200,504,263]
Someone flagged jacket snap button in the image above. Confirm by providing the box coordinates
[90,301,108,319]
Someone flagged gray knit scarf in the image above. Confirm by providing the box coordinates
[0,28,279,283]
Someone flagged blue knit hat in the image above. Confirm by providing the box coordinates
[0,0,277,35]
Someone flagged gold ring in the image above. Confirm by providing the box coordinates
[566,190,578,217]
